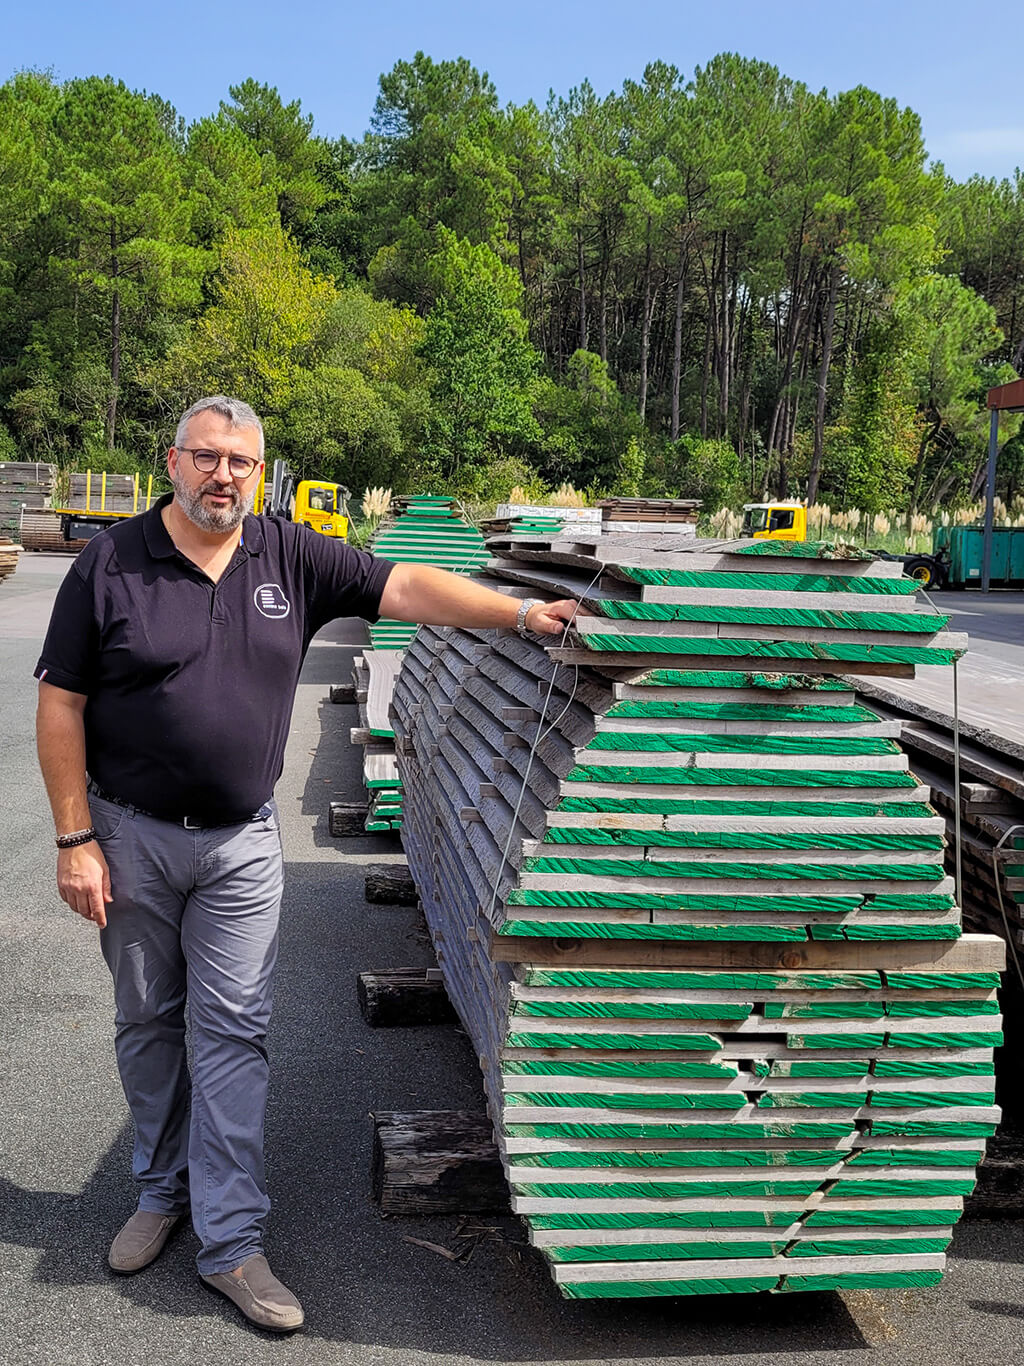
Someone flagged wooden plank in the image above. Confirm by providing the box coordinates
[329,801,370,837]
[365,862,418,905]
[549,649,917,678]
[487,932,1005,971]
[370,1111,509,1214]
[641,586,924,612]
[357,970,458,1027]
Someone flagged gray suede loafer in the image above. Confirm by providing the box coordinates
[201,1255,304,1332]
[108,1210,183,1273]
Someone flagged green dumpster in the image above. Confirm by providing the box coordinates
[947,526,1024,588]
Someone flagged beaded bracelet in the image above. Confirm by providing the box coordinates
[55,827,98,849]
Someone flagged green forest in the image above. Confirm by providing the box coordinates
[1,52,1023,515]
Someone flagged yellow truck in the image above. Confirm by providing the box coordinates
[55,461,350,543]
[741,501,807,542]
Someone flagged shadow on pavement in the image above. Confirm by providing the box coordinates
[969,1300,1024,1320]
[0,1154,872,1358]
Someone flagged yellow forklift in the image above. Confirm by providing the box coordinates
[741,501,807,542]
[256,460,350,539]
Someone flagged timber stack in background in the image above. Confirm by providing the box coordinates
[340,496,489,834]
[596,497,702,536]
[855,682,1024,952]
[387,527,1005,1301]
[18,511,87,553]
[0,537,21,583]
[67,472,139,512]
[854,679,1024,1150]
[0,462,55,543]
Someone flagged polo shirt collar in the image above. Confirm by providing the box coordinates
[142,493,265,558]
[142,495,176,558]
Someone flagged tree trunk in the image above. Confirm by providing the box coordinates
[107,297,120,450]
[765,278,807,472]
[598,221,609,363]
[765,212,810,471]
[718,232,730,437]
[638,216,653,420]
[576,226,588,352]
[969,458,986,501]
[807,264,842,505]
[699,311,712,438]
[908,419,941,512]
[516,220,528,291]
[670,241,688,441]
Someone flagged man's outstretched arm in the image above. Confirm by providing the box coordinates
[36,681,112,928]
[377,562,578,636]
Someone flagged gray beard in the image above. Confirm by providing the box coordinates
[171,470,254,533]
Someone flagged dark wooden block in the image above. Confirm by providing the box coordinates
[967,1131,1024,1217]
[371,1110,509,1214]
[365,862,418,905]
[330,682,357,704]
[329,801,369,837]
[357,968,456,1026]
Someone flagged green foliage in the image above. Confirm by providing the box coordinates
[182,118,278,248]
[675,435,745,508]
[0,422,18,461]
[532,351,645,488]
[150,226,427,488]
[418,230,540,477]
[360,53,510,253]
[151,224,336,411]
[274,365,404,489]
[612,437,646,497]
[218,79,326,237]
[896,274,1014,506]
[942,170,1024,367]
[821,318,921,512]
[450,455,549,513]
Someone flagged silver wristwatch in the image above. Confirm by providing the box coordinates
[515,598,543,635]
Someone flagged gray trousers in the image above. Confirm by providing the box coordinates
[90,790,283,1275]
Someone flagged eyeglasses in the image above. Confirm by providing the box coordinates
[178,447,260,478]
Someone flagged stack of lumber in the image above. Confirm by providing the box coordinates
[482,506,603,537]
[855,683,1024,951]
[597,497,702,537]
[390,530,1003,1300]
[351,650,406,831]
[19,511,87,553]
[0,462,55,540]
[0,537,21,583]
[345,496,488,832]
[67,472,139,512]
[367,496,489,650]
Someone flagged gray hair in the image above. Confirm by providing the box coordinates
[174,395,264,459]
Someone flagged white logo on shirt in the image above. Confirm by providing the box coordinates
[254,583,291,619]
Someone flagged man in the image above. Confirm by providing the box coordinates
[35,395,575,1332]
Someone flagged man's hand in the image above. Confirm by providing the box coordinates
[524,599,580,635]
[57,841,113,928]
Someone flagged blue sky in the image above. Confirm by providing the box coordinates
[6,0,1023,180]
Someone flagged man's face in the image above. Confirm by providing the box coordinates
[168,412,264,534]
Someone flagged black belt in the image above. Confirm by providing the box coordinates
[87,780,269,830]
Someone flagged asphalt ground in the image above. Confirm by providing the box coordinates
[2,553,1024,1366]
[875,589,1024,746]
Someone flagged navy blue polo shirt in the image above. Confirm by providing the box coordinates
[35,495,395,823]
